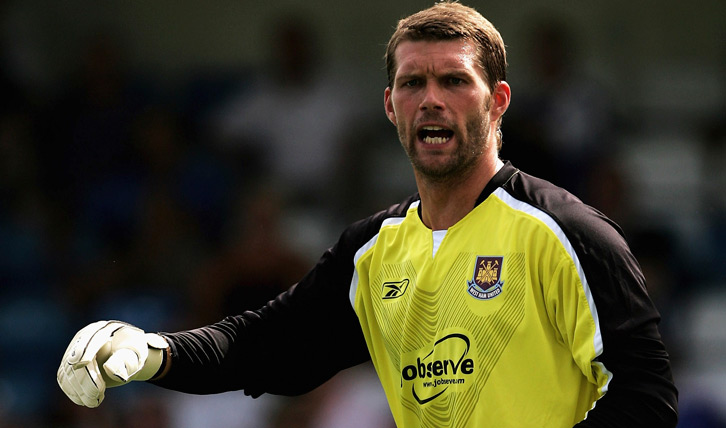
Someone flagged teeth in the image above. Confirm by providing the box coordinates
[423,136,448,144]
[420,126,451,144]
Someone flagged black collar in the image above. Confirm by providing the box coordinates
[474,160,519,207]
[415,160,520,222]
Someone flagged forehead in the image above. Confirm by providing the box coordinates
[394,39,479,77]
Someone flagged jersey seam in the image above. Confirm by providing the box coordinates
[491,187,613,397]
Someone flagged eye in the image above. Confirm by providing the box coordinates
[403,79,420,88]
[448,76,465,85]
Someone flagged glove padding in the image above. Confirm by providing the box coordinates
[57,320,168,408]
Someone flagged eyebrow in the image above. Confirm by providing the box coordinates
[394,66,475,83]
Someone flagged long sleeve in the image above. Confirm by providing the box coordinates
[505,165,678,427]
[569,217,678,427]
[149,200,413,398]
[151,228,374,397]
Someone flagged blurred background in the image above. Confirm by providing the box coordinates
[0,0,724,427]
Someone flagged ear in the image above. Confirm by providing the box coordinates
[489,81,511,122]
[384,86,397,126]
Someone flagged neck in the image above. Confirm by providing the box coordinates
[416,157,503,230]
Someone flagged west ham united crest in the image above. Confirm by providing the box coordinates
[467,256,504,300]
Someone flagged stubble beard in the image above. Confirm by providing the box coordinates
[400,113,491,186]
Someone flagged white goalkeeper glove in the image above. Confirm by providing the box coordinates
[57,320,169,408]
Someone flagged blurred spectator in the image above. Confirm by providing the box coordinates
[676,397,726,428]
[34,34,154,321]
[41,33,151,215]
[502,17,615,198]
[67,104,236,331]
[703,111,726,281]
[210,14,374,221]
[0,109,48,298]
[309,363,395,428]
[263,363,394,428]
[0,82,72,422]
[164,390,276,428]
[189,184,309,325]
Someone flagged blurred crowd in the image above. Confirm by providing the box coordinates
[1,6,725,428]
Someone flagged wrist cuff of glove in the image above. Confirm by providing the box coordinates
[133,333,169,381]
[150,343,171,381]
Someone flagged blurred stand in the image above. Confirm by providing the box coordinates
[502,18,615,199]
[188,186,309,325]
[209,14,381,256]
[0,3,723,428]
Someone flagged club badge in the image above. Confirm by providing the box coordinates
[467,256,504,300]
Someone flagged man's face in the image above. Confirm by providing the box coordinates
[384,39,495,182]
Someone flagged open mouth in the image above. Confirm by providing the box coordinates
[418,126,454,145]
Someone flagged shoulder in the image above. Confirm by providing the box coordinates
[500,169,647,306]
[297,194,420,289]
[497,168,641,293]
[338,194,420,253]
[502,169,627,249]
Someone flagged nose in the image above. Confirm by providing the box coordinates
[419,83,445,111]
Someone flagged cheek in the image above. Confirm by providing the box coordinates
[389,100,408,128]
[391,91,419,116]
[390,102,410,128]
[464,96,493,126]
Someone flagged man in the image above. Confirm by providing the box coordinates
[58,2,678,427]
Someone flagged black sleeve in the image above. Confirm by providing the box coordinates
[508,170,678,427]
[150,199,415,397]
[151,224,374,397]
[566,207,678,427]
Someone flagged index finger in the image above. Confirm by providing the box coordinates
[73,321,127,367]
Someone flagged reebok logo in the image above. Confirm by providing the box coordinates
[382,279,409,299]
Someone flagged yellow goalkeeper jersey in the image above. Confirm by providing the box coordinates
[350,188,608,427]
[159,162,677,427]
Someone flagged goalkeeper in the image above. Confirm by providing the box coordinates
[58,2,678,426]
